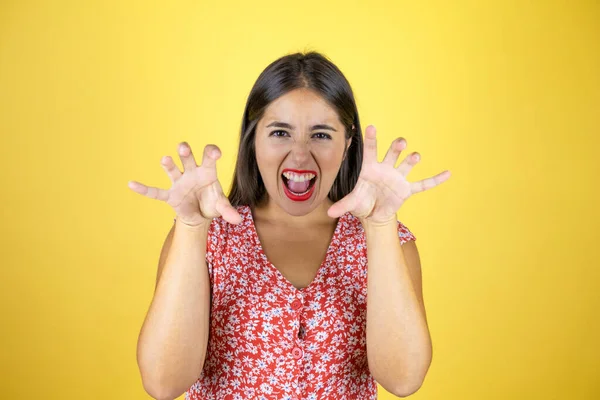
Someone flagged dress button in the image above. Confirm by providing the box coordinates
[291,299,302,310]
[292,347,303,359]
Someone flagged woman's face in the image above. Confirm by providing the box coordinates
[254,87,351,217]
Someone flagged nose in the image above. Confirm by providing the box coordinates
[290,140,311,165]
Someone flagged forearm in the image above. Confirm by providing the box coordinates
[364,220,432,396]
[137,220,212,399]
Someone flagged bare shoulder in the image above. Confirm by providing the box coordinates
[155,224,176,290]
[401,239,421,278]
[400,239,428,321]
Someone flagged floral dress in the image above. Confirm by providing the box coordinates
[184,205,416,399]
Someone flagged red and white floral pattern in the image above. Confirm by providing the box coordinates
[185,205,416,400]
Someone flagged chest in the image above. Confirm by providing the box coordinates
[254,222,336,290]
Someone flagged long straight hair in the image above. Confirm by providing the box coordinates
[228,51,363,207]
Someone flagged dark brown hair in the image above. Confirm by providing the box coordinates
[228,51,363,207]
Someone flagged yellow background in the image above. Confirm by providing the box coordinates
[1,0,598,399]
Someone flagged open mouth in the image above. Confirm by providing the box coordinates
[282,174,317,195]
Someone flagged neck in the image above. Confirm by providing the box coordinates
[252,196,336,228]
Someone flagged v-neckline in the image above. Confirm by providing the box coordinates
[245,205,344,293]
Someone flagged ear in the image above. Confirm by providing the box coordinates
[345,136,352,155]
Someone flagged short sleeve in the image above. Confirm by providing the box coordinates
[204,217,229,302]
[397,220,416,244]
[205,217,227,267]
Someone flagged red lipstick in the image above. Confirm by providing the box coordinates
[282,168,318,175]
[281,168,318,202]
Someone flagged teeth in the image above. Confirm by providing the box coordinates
[283,172,316,182]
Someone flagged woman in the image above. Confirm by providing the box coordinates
[130,51,450,400]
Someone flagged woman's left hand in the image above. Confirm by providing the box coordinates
[327,125,451,225]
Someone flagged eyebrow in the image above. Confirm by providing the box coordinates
[265,121,338,132]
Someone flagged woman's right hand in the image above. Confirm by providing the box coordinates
[127,142,243,226]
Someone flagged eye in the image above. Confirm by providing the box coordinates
[269,130,289,138]
[269,130,331,139]
[312,132,332,140]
